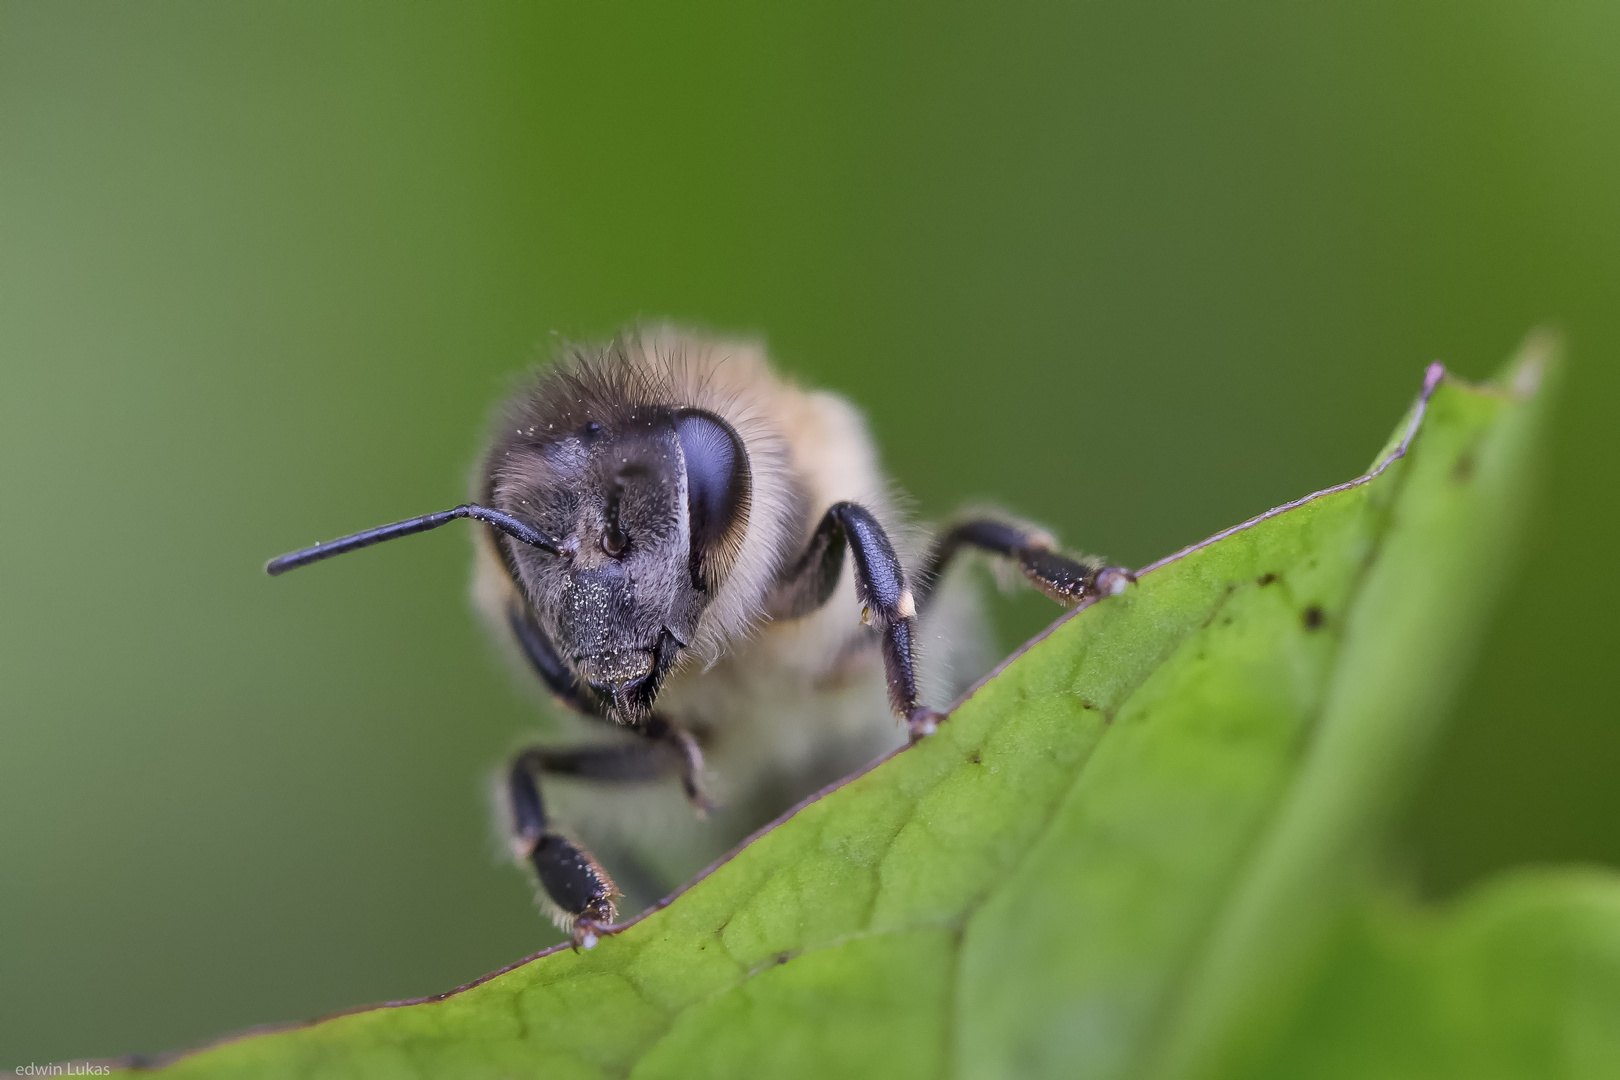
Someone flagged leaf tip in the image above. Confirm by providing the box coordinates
[1506,327,1560,400]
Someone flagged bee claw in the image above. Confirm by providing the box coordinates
[906,707,943,742]
[685,786,718,819]
[1092,566,1136,597]
[571,914,613,951]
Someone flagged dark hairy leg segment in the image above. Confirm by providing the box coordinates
[917,517,1134,609]
[506,751,618,949]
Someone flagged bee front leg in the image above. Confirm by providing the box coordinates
[507,730,712,948]
[634,714,714,815]
[773,502,942,740]
[506,750,619,949]
[525,722,712,814]
[503,601,711,942]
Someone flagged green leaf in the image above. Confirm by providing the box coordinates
[1238,870,1620,1080]
[144,335,1614,1079]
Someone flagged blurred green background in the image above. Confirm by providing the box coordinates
[2,0,1616,1066]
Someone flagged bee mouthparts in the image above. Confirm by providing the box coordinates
[578,650,655,686]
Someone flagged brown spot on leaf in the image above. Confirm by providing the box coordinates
[1303,606,1326,631]
[1453,452,1476,482]
[1257,573,1277,586]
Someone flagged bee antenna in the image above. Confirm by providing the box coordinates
[265,504,559,576]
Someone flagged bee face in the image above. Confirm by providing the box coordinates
[488,406,750,715]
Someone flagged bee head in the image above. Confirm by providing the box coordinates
[262,342,756,721]
[487,406,751,717]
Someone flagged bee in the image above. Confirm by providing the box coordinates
[267,327,1132,948]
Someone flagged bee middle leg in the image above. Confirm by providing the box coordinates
[916,517,1134,610]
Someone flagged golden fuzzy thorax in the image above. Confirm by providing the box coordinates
[475,327,989,901]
